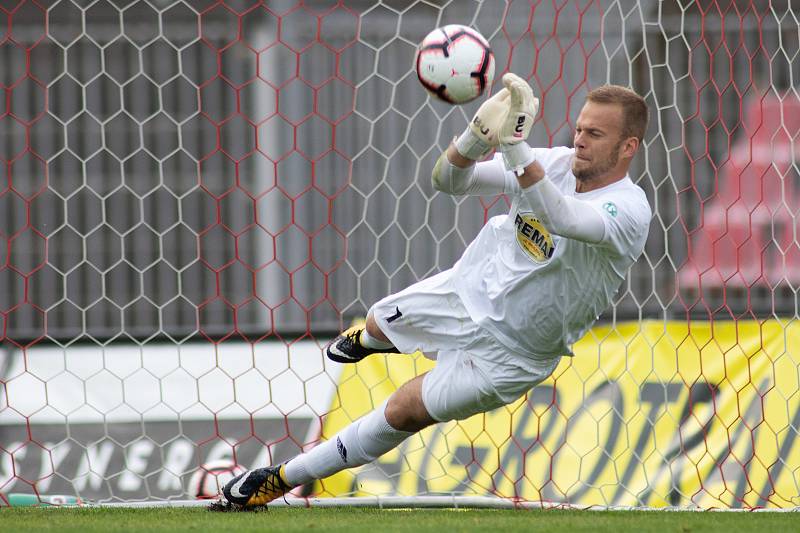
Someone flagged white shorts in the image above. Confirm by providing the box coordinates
[370,269,561,423]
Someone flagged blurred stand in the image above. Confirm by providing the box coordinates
[679,91,800,316]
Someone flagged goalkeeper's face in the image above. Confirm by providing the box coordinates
[571,102,628,183]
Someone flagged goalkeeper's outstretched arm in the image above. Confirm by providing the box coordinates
[431,148,509,196]
[431,87,512,196]
[516,159,605,243]
[433,141,606,242]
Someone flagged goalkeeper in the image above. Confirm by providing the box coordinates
[217,74,652,509]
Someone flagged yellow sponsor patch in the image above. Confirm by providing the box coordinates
[514,212,555,262]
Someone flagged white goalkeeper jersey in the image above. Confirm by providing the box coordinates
[452,146,651,359]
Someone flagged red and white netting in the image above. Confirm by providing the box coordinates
[1,0,799,509]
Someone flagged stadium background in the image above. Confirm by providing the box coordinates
[1,0,799,508]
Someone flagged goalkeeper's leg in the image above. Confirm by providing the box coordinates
[281,374,434,487]
[218,376,431,508]
[280,345,561,499]
[217,342,553,509]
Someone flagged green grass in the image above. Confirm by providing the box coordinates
[0,506,798,532]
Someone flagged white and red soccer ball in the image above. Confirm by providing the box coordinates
[415,24,495,105]
[187,459,247,499]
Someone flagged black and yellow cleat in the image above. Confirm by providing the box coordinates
[217,465,291,509]
[325,325,399,363]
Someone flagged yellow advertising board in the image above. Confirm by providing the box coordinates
[315,320,800,508]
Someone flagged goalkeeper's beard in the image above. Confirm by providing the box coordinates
[572,138,623,183]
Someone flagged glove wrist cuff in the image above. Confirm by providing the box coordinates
[454,127,492,161]
[500,142,535,176]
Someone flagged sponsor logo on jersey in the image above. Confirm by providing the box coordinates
[514,212,555,263]
[602,202,618,217]
[336,436,348,463]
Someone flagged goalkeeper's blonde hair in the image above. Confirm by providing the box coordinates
[586,85,649,143]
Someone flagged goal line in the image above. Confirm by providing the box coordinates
[92,496,800,512]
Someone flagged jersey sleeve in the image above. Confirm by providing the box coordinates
[534,146,575,188]
[472,153,517,194]
[588,190,652,257]
[506,146,576,194]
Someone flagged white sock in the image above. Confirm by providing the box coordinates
[282,401,413,486]
[360,328,394,350]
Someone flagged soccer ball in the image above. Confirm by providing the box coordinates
[415,24,495,105]
[187,459,247,499]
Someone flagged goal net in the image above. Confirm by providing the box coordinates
[1,0,799,509]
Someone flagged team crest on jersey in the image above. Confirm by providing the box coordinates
[603,202,618,217]
[514,212,555,263]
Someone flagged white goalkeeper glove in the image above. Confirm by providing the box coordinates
[498,73,539,175]
[453,88,510,161]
